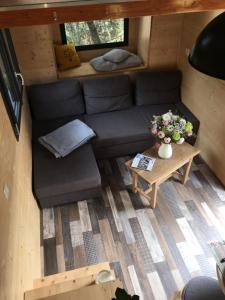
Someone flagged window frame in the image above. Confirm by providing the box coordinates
[60,18,129,51]
[0,29,23,140]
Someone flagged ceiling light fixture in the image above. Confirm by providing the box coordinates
[188,12,225,80]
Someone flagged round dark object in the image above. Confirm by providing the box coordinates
[182,276,225,300]
[188,12,225,80]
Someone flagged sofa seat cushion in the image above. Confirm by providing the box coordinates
[32,118,101,200]
[84,108,149,148]
[84,104,177,150]
[33,141,101,200]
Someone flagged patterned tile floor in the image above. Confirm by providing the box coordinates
[41,155,225,300]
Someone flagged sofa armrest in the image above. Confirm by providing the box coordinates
[175,102,200,145]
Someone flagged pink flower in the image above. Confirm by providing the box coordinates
[172,115,178,121]
[152,124,158,130]
[177,137,185,144]
[164,137,171,144]
[188,130,193,137]
[162,120,169,126]
[151,128,158,135]
[158,131,165,139]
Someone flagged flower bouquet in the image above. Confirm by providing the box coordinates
[150,110,193,159]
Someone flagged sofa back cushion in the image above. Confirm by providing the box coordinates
[29,79,85,120]
[135,70,181,106]
[83,75,133,114]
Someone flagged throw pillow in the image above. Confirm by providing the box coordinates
[38,119,95,158]
[90,53,142,72]
[103,49,131,63]
[83,75,132,114]
[55,44,80,71]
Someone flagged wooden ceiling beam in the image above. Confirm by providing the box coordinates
[0,0,224,28]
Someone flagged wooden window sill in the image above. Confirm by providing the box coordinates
[57,61,147,79]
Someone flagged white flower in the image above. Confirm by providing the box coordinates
[162,113,171,122]
[158,131,165,139]
[167,125,174,132]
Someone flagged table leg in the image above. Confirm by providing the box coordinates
[132,172,138,193]
[181,158,193,184]
[151,183,158,209]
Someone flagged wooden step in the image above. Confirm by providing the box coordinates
[33,261,111,288]
[25,262,114,300]
[25,271,115,300]
[40,279,123,300]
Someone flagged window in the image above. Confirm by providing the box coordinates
[60,18,129,51]
[0,29,23,140]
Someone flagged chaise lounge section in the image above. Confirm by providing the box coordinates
[29,70,200,208]
[29,79,102,208]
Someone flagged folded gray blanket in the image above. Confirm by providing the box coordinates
[90,52,142,72]
[38,119,95,158]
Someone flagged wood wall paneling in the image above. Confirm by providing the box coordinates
[0,92,41,300]
[148,14,183,69]
[11,25,58,85]
[177,11,225,185]
[137,16,151,66]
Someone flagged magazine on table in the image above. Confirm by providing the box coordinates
[131,153,156,171]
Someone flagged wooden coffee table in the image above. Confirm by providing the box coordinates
[125,142,200,209]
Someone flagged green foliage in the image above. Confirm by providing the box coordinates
[65,19,124,46]
[172,130,181,141]
[185,121,193,133]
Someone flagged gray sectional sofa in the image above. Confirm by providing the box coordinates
[28,70,200,208]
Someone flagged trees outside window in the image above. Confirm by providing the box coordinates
[60,19,129,50]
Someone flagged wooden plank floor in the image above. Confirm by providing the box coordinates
[41,155,225,299]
